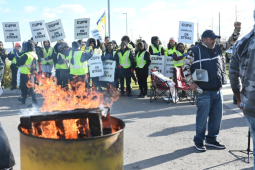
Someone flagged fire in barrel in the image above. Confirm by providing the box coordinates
[19,76,125,170]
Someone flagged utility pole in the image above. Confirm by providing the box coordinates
[219,12,220,38]
[197,23,199,41]
[108,0,111,39]
[123,13,128,35]
[212,17,213,30]
[130,29,133,42]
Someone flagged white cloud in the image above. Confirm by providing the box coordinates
[186,0,200,5]
[0,0,6,4]
[40,13,58,19]
[23,6,37,13]
[53,4,86,14]
[43,7,51,13]
[113,7,136,17]
[140,1,174,11]
[0,7,10,13]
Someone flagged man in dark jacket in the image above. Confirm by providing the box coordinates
[229,28,255,168]
[135,40,151,98]
[16,40,40,107]
[182,22,241,152]
[7,43,22,90]
[115,41,135,96]
[0,59,15,169]
[0,41,8,88]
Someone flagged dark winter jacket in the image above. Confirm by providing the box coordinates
[114,48,135,77]
[229,29,255,115]
[0,122,15,169]
[7,50,22,69]
[0,48,7,67]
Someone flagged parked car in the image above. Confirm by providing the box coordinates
[225,47,233,63]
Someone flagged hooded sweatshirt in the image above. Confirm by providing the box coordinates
[149,36,165,55]
[135,41,151,77]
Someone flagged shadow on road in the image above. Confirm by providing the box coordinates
[124,146,196,169]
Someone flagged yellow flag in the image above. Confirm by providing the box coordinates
[97,12,106,37]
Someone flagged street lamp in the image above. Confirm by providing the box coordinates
[130,29,133,42]
[123,13,128,35]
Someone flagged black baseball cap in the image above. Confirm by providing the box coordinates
[202,30,221,39]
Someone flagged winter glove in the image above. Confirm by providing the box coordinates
[118,65,122,69]
[131,69,134,73]
[45,57,49,61]
[13,49,18,53]
[183,53,187,57]
[157,52,161,56]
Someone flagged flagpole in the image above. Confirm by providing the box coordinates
[108,0,111,39]
[104,10,106,37]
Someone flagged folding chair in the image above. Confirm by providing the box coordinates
[173,67,196,105]
[150,69,173,103]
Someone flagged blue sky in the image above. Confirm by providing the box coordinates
[0,0,254,48]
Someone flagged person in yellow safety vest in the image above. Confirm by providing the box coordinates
[40,40,54,78]
[67,41,93,90]
[173,43,187,67]
[114,41,135,96]
[101,42,118,90]
[121,35,138,85]
[165,38,177,57]
[56,41,71,88]
[87,38,103,90]
[135,40,151,98]
[7,43,22,90]
[149,36,165,55]
[16,40,40,107]
[112,40,119,50]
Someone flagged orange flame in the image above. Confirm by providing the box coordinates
[30,75,119,113]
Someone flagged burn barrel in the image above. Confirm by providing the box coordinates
[18,108,125,170]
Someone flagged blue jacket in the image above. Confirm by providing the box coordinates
[190,43,227,90]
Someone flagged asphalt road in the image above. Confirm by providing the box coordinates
[0,87,253,170]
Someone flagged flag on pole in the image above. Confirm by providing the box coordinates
[97,12,106,37]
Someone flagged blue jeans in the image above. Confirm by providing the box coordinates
[244,114,255,169]
[194,90,223,144]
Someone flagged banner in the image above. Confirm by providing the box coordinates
[164,57,174,77]
[46,19,66,42]
[178,21,194,44]
[29,20,49,42]
[88,54,104,77]
[74,18,90,39]
[2,22,21,42]
[97,12,106,37]
[99,60,116,82]
[91,29,104,43]
[148,55,165,75]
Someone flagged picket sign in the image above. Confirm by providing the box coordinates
[29,20,49,42]
[99,60,116,82]
[46,19,66,42]
[2,22,21,43]
[178,21,194,44]
[88,54,104,77]
[91,29,104,43]
[148,55,165,75]
[74,18,90,39]
[164,57,174,77]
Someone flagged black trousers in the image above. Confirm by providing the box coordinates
[131,72,137,82]
[137,76,148,95]
[21,87,37,104]
[11,69,17,88]
[120,77,131,94]
[56,69,68,88]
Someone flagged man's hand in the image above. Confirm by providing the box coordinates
[237,100,243,110]
[234,21,241,31]
[190,82,200,92]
